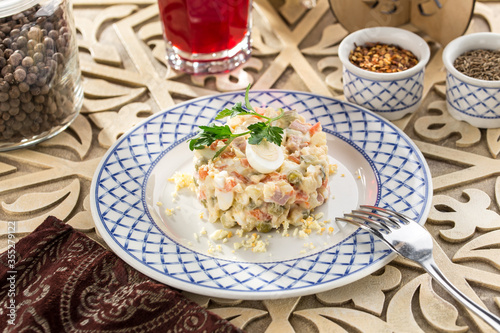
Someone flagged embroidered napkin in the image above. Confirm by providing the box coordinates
[0,216,242,332]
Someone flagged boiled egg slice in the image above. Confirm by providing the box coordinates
[215,190,234,211]
[246,139,284,174]
[214,171,234,210]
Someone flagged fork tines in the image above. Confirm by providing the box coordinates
[336,207,500,330]
[336,205,410,234]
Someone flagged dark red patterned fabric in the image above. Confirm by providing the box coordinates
[0,216,243,332]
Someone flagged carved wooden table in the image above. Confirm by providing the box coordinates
[2,0,500,332]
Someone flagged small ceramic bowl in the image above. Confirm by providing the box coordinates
[338,27,430,120]
[442,32,500,128]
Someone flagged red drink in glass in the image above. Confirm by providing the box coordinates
[158,0,252,74]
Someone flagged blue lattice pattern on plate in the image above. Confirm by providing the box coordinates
[92,91,431,296]
[343,69,424,113]
[446,73,500,119]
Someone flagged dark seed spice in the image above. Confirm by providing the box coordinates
[349,42,419,73]
[453,49,500,81]
[0,2,79,143]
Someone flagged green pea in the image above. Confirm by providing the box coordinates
[287,170,302,184]
[268,203,285,216]
[248,198,257,209]
[256,222,272,233]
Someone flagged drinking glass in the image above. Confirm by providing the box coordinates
[157,0,253,74]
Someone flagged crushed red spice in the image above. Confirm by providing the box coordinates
[349,42,419,73]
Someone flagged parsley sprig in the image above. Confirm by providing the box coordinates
[189,85,284,159]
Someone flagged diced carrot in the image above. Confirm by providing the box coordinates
[199,190,206,200]
[224,178,237,192]
[231,171,248,183]
[209,141,219,150]
[309,122,321,136]
[209,139,228,150]
[198,165,209,180]
[295,191,309,203]
[288,155,301,164]
[220,150,235,159]
[262,172,286,182]
[250,209,272,221]
[240,158,250,167]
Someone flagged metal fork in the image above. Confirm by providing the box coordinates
[337,205,500,331]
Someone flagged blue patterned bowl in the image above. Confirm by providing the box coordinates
[443,32,500,128]
[338,27,430,120]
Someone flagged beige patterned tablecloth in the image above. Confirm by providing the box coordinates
[1,0,500,332]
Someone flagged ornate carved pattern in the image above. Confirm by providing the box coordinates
[414,101,481,147]
[316,265,402,315]
[0,0,499,332]
[429,189,500,242]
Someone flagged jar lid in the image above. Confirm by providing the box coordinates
[0,0,42,19]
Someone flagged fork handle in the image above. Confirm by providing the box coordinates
[422,258,500,331]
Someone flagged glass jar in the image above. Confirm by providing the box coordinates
[0,0,83,151]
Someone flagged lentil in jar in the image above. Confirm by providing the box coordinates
[349,42,419,73]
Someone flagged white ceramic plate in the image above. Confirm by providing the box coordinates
[90,90,432,300]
